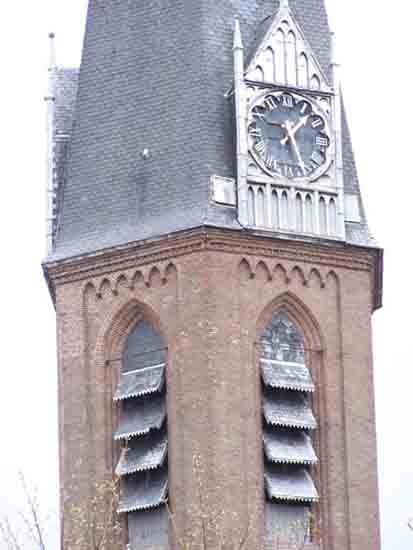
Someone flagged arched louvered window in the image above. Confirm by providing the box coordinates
[260,313,318,547]
[114,320,168,549]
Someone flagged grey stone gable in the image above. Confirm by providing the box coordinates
[245,0,332,83]
[49,0,372,261]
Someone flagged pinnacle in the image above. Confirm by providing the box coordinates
[233,19,243,50]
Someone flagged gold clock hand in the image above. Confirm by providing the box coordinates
[280,115,309,146]
[264,118,283,127]
[283,121,305,173]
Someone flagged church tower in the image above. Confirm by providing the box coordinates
[43,1,383,549]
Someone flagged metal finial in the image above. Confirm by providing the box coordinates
[280,0,290,9]
[233,19,243,50]
[48,32,56,69]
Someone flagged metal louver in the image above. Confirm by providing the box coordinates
[114,396,166,440]
[265,466,319,503]
[260,312,319,545]
[114,321,169,548]
[118,467,168,513]
[263,392,317,430]
[114,364,165,402]
[116,431,168,476]
[261,359,315,392]
[263,429,317,465]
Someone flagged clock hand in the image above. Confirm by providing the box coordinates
[264,118,284,127]
[280,115,309,146]
[283,121,306,173]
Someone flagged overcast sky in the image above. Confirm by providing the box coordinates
[0,1,411,549]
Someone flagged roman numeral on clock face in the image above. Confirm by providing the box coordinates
[264,96,277,110]
[316,136,329,147]
[250,127,262,138]
[252,108,265,120]
[280,164,295,178]
[311,151,324,166]
[255,140,266,154]
[281,94,293,107]
[265,152,277,171]
[312,117,323,129]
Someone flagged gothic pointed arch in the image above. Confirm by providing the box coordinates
[258,292,324,353]
[257,293,323,548]
[102,299,165,364]
[102,299,169,549]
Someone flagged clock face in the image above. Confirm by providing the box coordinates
[248,91,331,181]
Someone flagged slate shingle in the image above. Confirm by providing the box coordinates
[49,0,372,260]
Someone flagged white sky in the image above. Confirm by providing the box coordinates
[0,1,411,549]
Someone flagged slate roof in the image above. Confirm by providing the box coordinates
[50,68,78,249]
[53,68,78,135]
[47,0,374,261]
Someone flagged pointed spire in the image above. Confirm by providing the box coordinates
[280,0,290,10]
[233,19,243,50]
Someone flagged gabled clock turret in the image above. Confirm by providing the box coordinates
[235,0,345,240]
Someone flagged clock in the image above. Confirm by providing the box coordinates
[248,91,331,181]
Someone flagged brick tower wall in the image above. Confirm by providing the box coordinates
[48,228,380,550]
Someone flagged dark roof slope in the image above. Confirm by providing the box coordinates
[51,68,79,250]
[53,68,79,135]
[49,0,371,260]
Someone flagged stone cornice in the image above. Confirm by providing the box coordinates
[43,227,382,309]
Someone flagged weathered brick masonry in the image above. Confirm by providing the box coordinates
[47,228,381,550]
